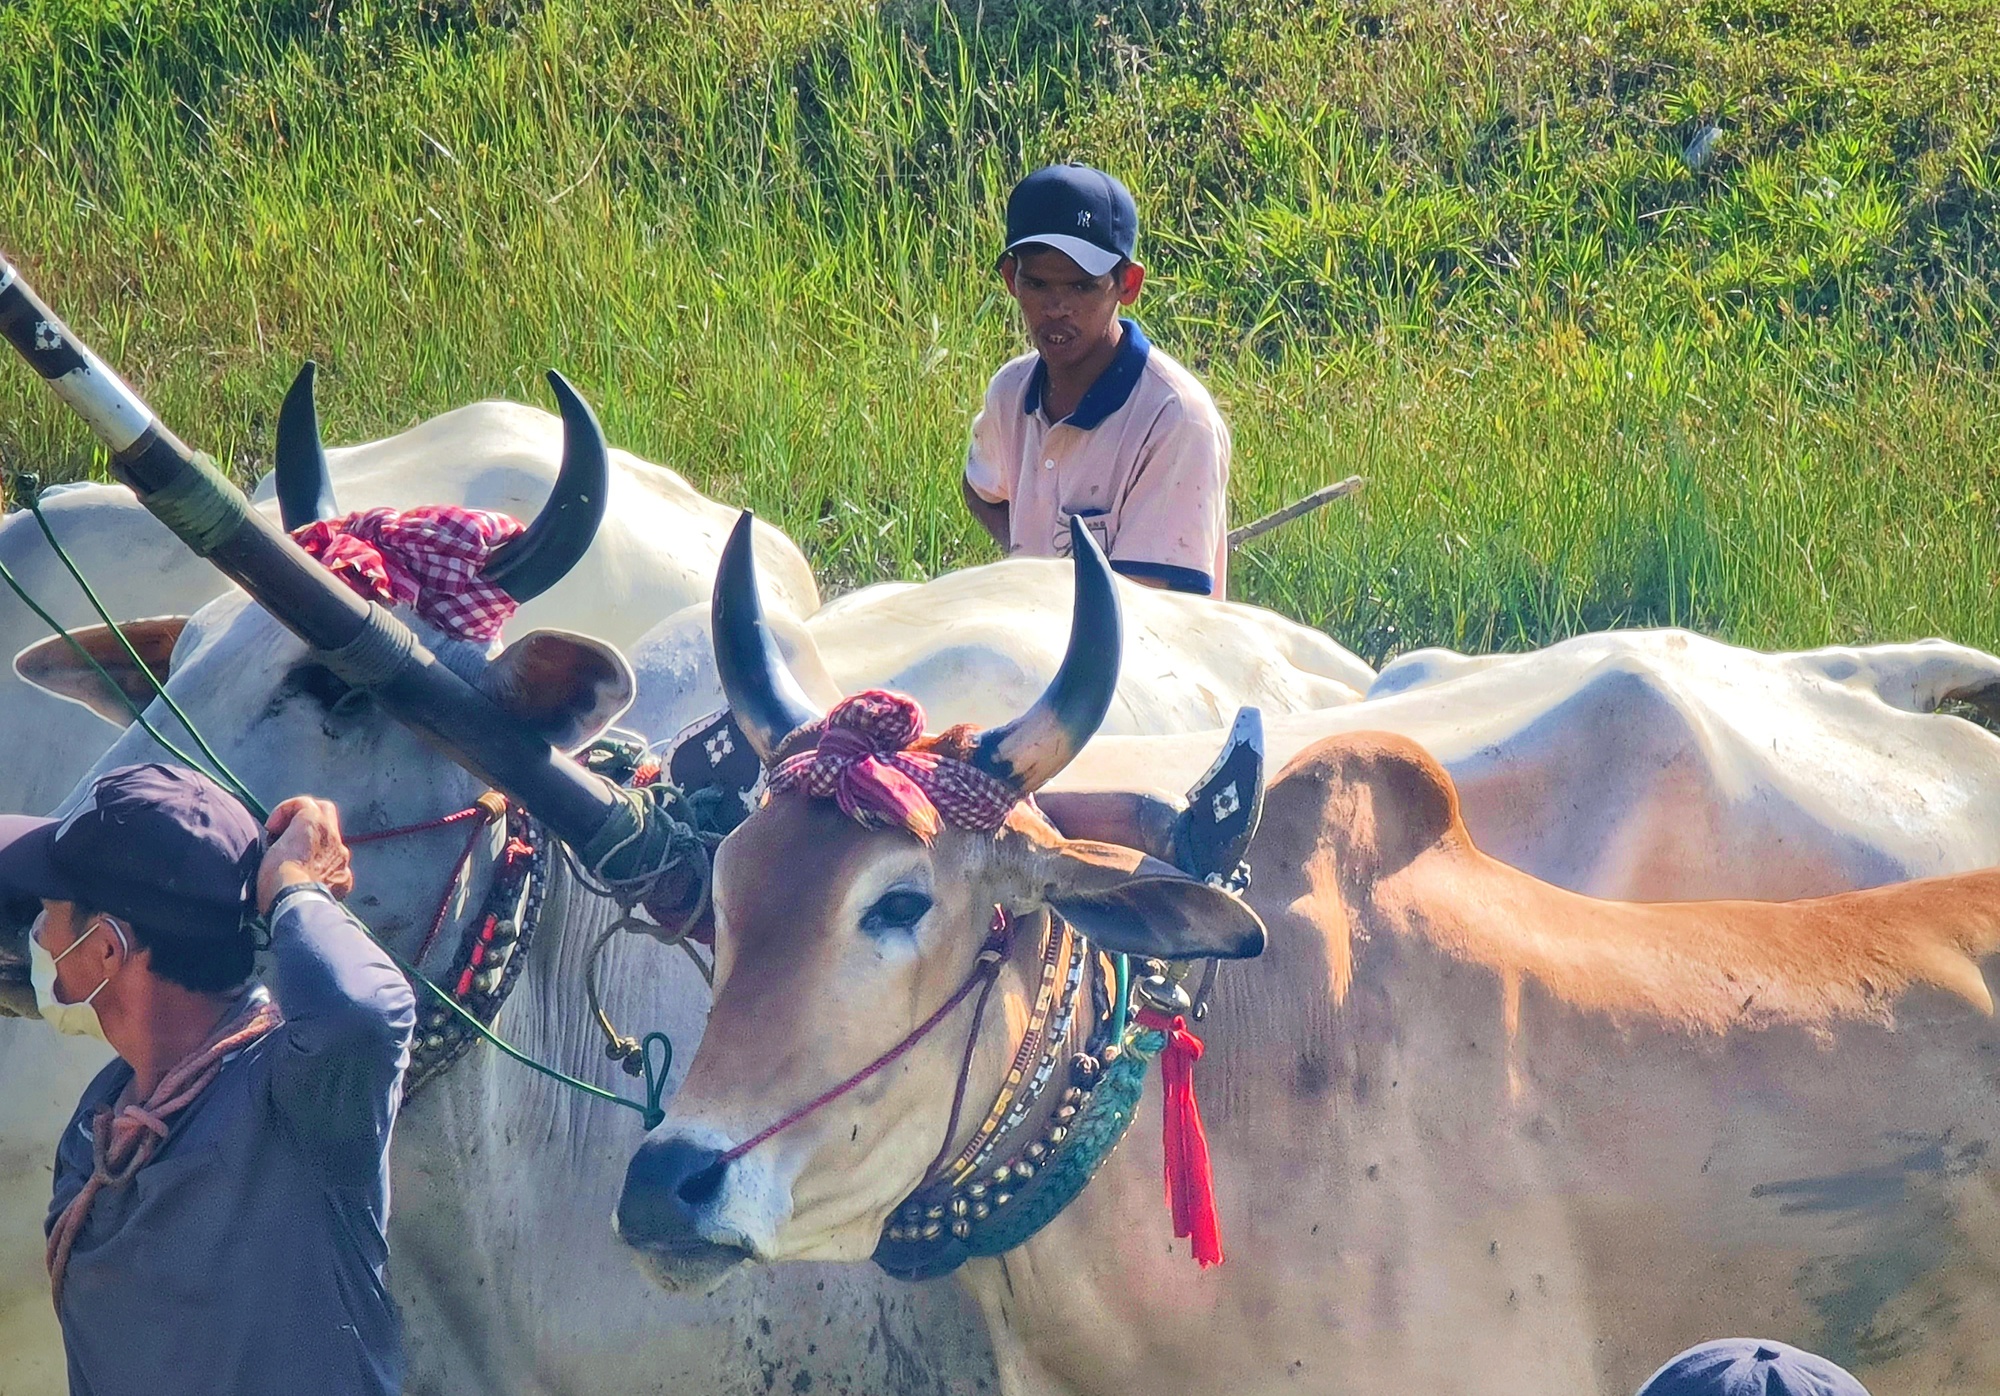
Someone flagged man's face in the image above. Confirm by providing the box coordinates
[33,900,123,1005]
[1001,246,1145,374]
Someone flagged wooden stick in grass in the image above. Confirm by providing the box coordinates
[1228,476,1364,549]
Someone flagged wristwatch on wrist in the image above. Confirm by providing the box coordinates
[267,880,337,920]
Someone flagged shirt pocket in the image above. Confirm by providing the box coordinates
[1052,506,1112,558]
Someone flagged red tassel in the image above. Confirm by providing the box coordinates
[1136,1007,1224,1268]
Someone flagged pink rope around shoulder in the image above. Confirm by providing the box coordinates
[47,998,284,1302]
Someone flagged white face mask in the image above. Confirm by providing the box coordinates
[30,914,127,1041]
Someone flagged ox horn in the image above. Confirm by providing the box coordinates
[712,510,822,762]
[967,517,1121,793]
[480,370,610,603]
[275,360,338,530]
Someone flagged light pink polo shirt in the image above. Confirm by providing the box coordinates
[965,320,1231,596]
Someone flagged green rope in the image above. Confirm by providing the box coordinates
[0,553,242,809]
[3,486,673,1130]
[21,478,263,813]
[1108,952,1131,1048]
[373,910,671,1128]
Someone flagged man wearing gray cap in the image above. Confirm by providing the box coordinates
[0,762,415,1396]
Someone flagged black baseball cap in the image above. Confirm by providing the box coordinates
[1001,164,1139,277]
[0,763,264,940]
[1635,1339,1872,1396]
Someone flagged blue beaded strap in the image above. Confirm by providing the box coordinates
[871,1023,1165,1282]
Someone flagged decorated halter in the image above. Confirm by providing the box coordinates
[719,687,1226,1278]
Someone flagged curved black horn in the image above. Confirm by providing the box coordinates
[481,370,611,602]
[969,517,1122,793]
[712,510,822,762]
[275,360,338,530]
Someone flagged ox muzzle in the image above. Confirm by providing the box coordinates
[616,1134,758,1293]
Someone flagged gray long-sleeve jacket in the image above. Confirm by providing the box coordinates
[48,886,417,1396]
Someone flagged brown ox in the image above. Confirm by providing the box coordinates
[618,521,2000,1396]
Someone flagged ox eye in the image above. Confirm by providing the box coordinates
[860,889,932,936]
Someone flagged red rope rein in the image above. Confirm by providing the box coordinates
[346,794,509,964]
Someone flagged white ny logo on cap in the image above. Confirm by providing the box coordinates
[1076,210,1093,227]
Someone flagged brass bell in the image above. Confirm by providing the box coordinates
[990,1164,1011,1184]
[925,1205,946,1221]
[966,1182,988,1200]
[1054,1105,1078,1123]
[994,1191,1013,1208]
[1024,1142,1046,1162]
[972,1202,991,1220]
[921,1221,943,1241]
[1014,1160,1036,1180]
[950,1219,972,1240]
[1047,1126,1068,1146]
[950,1197,970,1218]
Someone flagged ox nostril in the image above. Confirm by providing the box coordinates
[677,1160,726,1208]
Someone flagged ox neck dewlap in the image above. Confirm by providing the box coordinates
[744,690,1226,1278]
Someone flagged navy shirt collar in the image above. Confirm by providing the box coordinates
[1022,318,1151,429]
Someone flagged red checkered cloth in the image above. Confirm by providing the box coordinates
[770,690,1019,840]
[293,506,526,643]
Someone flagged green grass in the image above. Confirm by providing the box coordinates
[3,0,1998,664]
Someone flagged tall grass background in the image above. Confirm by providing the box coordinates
[2,0,1997,662]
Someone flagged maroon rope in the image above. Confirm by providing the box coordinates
[716,909,1015,1167]
[347,801,491,845]
[345,796,507,964]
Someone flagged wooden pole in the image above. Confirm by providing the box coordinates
[1227,476,1364,549]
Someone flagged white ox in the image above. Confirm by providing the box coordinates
[0,380,815,1396]
[624,558,1375,745]
[0,484,228,815]
[1056,627,2000,902]
[622,536,2000,1396]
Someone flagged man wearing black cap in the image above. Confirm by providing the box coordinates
[0,763,415,1396]
[964,163,1234,597]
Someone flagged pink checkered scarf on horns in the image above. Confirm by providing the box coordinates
[768,691,1020,839]
[293,506,526,642]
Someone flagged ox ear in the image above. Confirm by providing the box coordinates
[480,630,636,752]
[1041,839,1266,962]
[13,617,189,726]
